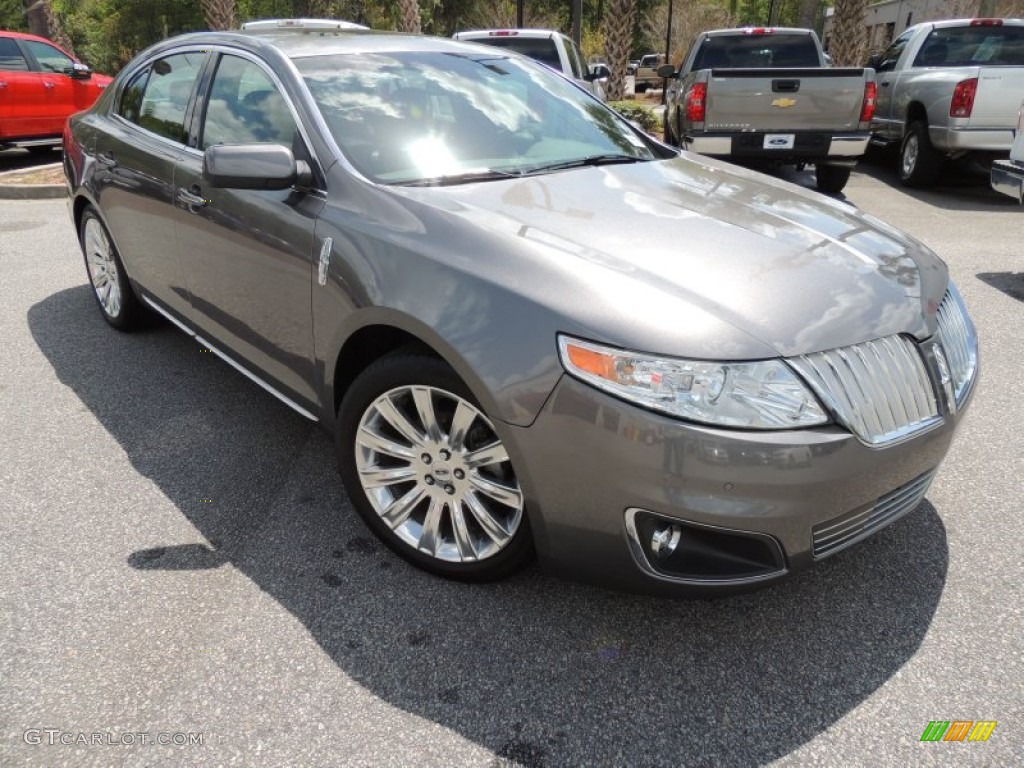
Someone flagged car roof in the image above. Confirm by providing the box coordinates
[0,29,64,45]
[148,29,501,61]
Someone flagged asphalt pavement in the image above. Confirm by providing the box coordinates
[0,160,1021,767]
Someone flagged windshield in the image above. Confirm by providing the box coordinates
[295,51,655,185]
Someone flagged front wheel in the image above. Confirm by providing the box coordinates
[815,164,852,194]
[337,353,533,581]
[899,121,941,187]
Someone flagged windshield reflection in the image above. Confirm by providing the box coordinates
[296,51,654,184]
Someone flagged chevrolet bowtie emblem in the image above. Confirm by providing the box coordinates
[771,98,796,108]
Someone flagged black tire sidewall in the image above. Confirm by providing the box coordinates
[899,122,939,187]
[336,353,534,582]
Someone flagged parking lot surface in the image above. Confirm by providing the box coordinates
[1,161,1021,766]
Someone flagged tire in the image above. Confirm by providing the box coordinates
[337,353,534,581]
[79,207,143,331]
[815,164,852,194]
[899,121,941,187]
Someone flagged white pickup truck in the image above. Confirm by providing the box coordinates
[867,18,1024,186]
[659,27,877,194]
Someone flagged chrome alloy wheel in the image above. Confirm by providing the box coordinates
[83,216,122,318]
[901,133,919,178]
[354,385,524,563]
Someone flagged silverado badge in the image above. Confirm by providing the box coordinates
[771,98,797,108]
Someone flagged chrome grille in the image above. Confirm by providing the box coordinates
[935,288,978,407]
[812,468,937,559]
[789,335,939,446]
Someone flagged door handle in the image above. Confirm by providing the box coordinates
[43,81,55,89]
[96,151,116,167]
[176,186,208,210]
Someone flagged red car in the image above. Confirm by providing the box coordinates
[0,30,112,153]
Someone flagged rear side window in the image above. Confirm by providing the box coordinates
[913,25,1024,67]
[0,37,30,71]
[694,34,820,69]
[462,35,562,70]
[132,52,205,143]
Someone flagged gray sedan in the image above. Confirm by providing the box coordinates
[63,27,978,595]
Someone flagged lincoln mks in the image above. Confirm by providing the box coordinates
[63,27,978,594]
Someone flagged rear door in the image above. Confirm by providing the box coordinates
[92,50,207,320]
[173,51,324,407]
[0,36,42,139]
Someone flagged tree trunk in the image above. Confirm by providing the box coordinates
[829,0,867,67]
[202,0,236,32]
[398,0,421,34]
[797,0,821,30]
[603,0,636,101]
[22,0,48,37]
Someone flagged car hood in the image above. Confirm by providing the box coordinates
[390,154,948,358]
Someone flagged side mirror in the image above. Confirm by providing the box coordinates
[68,62,93,80]
[583,71,599,82]
[203,144,312,190]
[656,64,676,79]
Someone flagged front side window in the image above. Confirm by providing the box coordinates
[0,37,30,72]
[877,31,912,72]
[201,55,298,149]
[118,67,150,124]
[22,40,74,73]
[297,50,655,185]
[133,52,205,143]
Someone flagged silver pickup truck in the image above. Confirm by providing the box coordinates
[660,27,877,194]
[868,18,1024,186]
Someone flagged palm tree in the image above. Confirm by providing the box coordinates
[829,0,867,67]
[398,0,421,34]
[603,0,636,101]
[201,0,236,31]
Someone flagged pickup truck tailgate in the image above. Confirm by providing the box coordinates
[970,66,1024,128]
[704,68,868,132]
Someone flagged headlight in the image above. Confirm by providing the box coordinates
[558,336,829,430]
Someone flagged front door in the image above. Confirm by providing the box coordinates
[0,37,44,139]
[174,52,324,408]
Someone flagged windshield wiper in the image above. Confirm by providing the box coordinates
[522,154,643,175]
[396,168,522,187]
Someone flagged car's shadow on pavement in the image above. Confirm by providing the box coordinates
[29,286,950,766]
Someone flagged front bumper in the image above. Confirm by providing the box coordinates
[991,158,1024,202]
[505,373,972,596]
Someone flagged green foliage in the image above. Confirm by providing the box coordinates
[0,0,27,32]
[609,100,661,133]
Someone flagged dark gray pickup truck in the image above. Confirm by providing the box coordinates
[660,27,877,194]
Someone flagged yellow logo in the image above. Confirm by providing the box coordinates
[771,98,797,108]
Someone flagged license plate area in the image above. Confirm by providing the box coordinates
[764,134,795,149]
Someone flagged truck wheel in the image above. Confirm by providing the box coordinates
[815,165,852,194]
[636,83,647,94]
[663,113,678,147]
[899,121,941,187]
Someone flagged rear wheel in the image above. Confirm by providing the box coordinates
[815,164,852,194]
[337,353,533,581]
[79,207,143,330]
[899,121,941,187]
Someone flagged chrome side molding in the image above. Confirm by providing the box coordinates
[141,295,319,422]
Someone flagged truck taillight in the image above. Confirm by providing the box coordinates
[685,82,707,122]
[969,18,1003,26]
[950,78,978,118]
[743,27,775,35]
[860,82,877,123]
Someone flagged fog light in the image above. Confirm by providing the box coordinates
[651,524,682,559]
